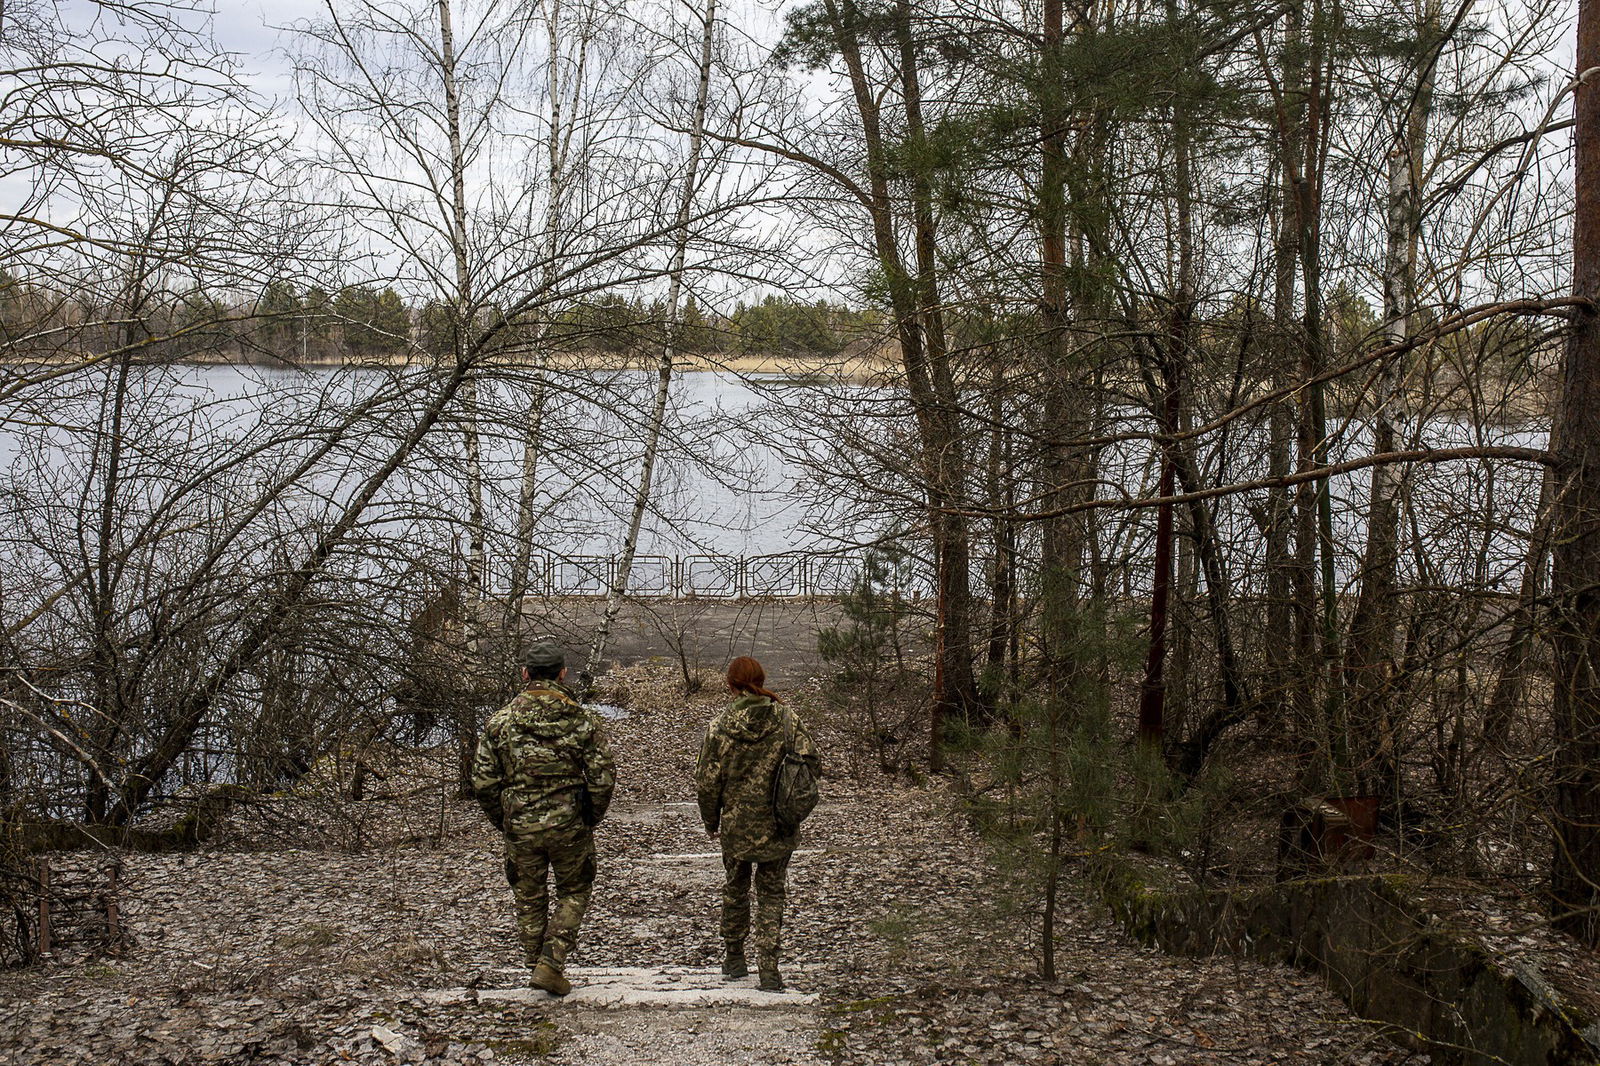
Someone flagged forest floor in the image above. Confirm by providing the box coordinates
[0,665,1431,1066]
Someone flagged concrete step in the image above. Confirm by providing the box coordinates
[420,966,821,1009]
[643,849,822,864]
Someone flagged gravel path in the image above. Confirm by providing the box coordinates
[0,666,1427,1065]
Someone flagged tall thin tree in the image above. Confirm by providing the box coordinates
[1549,0,1600,946]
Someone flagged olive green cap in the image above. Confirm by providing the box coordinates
[524,640,565,672]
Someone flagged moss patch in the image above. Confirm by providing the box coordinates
[480,1021,560,1059]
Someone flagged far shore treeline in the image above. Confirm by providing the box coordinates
[0,277,885,366]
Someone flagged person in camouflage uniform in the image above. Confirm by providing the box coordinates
[473,642,615,996]
[695,656,820,991]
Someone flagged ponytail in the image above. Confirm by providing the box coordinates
[726,655,781,703]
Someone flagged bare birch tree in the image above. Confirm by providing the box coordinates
[582,0,722,685]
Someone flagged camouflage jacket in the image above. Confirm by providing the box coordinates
[473,683,616,836]
[696,694,820,862]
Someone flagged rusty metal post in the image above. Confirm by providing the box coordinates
[103,862,122,949]
[36,859,50,957]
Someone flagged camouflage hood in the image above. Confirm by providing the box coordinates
[471,682,616,834]
[505,686,592,740]
[719,693,782,743]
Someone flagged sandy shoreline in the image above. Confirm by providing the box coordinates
[5,348,902,381]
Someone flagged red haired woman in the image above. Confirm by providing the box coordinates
[695,656,821,991]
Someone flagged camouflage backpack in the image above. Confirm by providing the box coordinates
[770,705,819,837]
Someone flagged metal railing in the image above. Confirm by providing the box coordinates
[493,552,925,598]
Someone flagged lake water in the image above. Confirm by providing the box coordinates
[0,362,825,578]
[0,360,1551,599]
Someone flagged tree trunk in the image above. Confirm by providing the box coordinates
[511,357,549,607]
[1283,0,1341,786]
[1170,425,1251,780]
[511,0,585,614]
[1303,21,1341,746]
[1484,437,1557,741]
[84,255,161,824]
[1549,0,1600,946]
[84,342,136,824]
[1137,89,1194,751]
[824,0,974,767]
[1037,0,1101,693]
[1264,1,1304,739]
[1344,0,1438,797]
[892,0,977,739]
[984,358,1014,695]
[437,0,483,797]
[438,0,483,599]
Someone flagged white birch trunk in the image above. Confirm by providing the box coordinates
[582,0,718,687]
[1345,0,1438,790]
[437,0,486,613]
[436,0,486,796]
[1373,0,1437,477]
[512,350,549,602]
[512,0,588,607]
[1364,0,1438,586]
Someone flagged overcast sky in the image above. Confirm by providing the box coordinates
[203,0,791,108]
[209,0,326,102]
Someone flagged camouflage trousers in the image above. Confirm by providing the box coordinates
[506,823,596,971]
[720,851,791,958]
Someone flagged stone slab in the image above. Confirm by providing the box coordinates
[1097,860,1600,1066]
[606,802,702,825]
[644,849,822,864]
[421,966,820,1009]
[610,801,848,826]
[519,598,899,678]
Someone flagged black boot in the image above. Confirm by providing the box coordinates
[722,942,748,980]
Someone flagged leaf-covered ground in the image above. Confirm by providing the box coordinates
[0,665,1427,1065]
